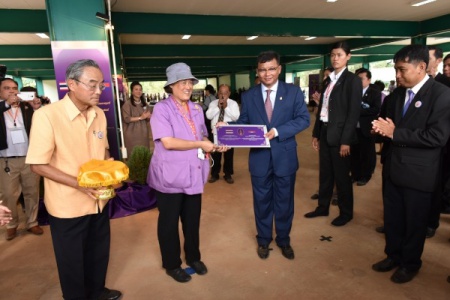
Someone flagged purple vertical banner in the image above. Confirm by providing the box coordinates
[308,74,320,105]
[51,41,120,159]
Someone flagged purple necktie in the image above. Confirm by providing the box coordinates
[402,90,415,116]
[265,89,273,122]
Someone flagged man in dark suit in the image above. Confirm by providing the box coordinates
[425,47,450,238]
[304,42,362,227]
[233,51,310,260]
[372,44,450,284]
[351,68,381,186]
[427,46,448,86]
[0,78,43,240]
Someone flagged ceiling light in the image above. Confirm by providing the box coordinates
[105,23,114,30]
[36,33,49,39]
[247,36,258,40]
[305,36,317,41]
[326,0,338,2]
[182,35,191,40]
[411,0,436,6]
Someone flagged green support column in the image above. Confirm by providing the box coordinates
[230,73,236,93]
[46,0,106,41]
[13,76,23,90]
[279,64,286,82]
[35,79,44,96]
[411,36,427,45]
[249,69,257,86]
[45,0,121,159]
[362,62,370,69]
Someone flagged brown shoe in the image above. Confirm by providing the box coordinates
[27,225,44,235]
[6,228,17,241]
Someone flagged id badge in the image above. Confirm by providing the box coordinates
[11,128,26,144]
[197,148,205,160]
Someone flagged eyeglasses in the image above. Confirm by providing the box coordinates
[257,66,280,74]
[74,79,106,91]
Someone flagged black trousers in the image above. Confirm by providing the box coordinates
[350,128,376,181]
[211,148,234,177]
[48,204,110,300]
[156,191,202,270]
[384,179,431,271]
[317,124,353,218]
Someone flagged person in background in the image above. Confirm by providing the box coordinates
[206,84,240,184]
[121,81,151,156]
[372,44,450,284]
[0,78,43,241]
[388,80,396,93]
[305,42,362,227]
[202,84,216,141]
[227,51,310,260]
[26,59,121,299]
[310,67,334,201]
[147,62,228,283]
[351,68,381,187]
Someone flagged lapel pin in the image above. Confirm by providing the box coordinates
[279,97,282,101]
[415,101,422,108]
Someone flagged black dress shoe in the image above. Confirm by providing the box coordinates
[98,288,122,300]
[426,227,436,238]
[310,193,319,200]
[375,226,385,233]
[278,245,294,260]
[188,261,208,275]
[166,268,192,283]
[223,175,234,184]
[257,245,272,259]
[372,257,398,272]
[304,209,329,218]
[208,176,219,183]
[356,179,368,186]
[390,267,418,284]
[331,215,352,226]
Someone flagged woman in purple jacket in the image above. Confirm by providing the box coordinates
[147,63,227,283]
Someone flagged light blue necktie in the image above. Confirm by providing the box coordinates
[402,90,415,117]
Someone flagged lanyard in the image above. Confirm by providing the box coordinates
[324,81,336,100]
[6,107,20,127]
[172,98,198,140]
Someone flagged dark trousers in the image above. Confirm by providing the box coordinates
[48,204,110,300]
[350,129,376,181]
[211,148,234,177]
[317,125,353,218]
[384,179,431,271]
[251,157,296,246]
[427,153,444,229]
[156,191,202,270]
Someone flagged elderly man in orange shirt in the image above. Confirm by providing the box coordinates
[26,59,121,300]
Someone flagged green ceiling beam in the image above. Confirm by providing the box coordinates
[10,70,55,77]
[0,60,54,70]
[0,10,448,39]
[124,56,314,68]
[122,44,327,58]
[0,9,48,33]
[0,45,52,59]
[112,12,418,37]
[352,45,403,55]
[420,14,450,35]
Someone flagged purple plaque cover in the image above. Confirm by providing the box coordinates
[215,125,270,148]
